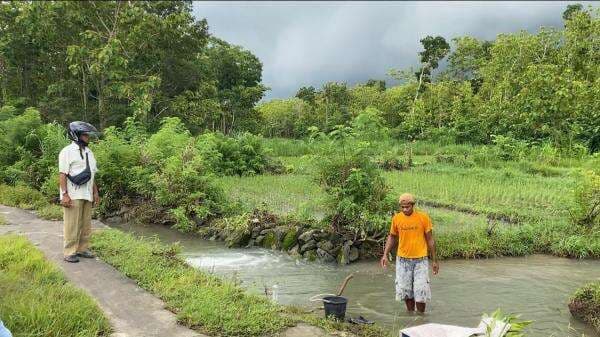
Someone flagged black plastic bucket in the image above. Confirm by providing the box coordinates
[322,296,347,320]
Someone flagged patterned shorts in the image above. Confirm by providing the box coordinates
[395,257,431,303]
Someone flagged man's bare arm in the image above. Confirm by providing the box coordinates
[59,173,72,207]
[425,231,439,274]
[380,234,398,268]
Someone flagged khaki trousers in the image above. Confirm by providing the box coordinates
[63,199,92,256]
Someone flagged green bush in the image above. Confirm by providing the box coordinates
[0,107,68,190]
[0,184,48,210]
[90,117,233,231]
[571,170,600,229]
[316,144,394,234]
[570,282,600,332]
[196,132,283,176]
[351,107,390,141]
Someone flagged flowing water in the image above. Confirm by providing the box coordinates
[109,221,600,337]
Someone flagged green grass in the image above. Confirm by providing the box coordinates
[90,229,392,337]
[0,234,111,337]
[91,229,289,336]
[217,174,326,220]
[570,282,600,332]
[0,184,48,210]
[0,184,62,220]
[218,160,576,224]
[37,204,63,220]
[384,164,575,222]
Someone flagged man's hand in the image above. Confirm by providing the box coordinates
[380,255,389,269]
[432,261,439,275]
[93,193,100,208]
[61,194,72,208]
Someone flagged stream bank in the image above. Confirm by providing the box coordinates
[108,219,600,337]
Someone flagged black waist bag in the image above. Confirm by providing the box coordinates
[67,152,92,186]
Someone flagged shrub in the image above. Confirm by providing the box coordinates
[571,170,600,229]
[350,107,390,141]
[316,144,394,234]
[92,125,147,215]
[195,132,283,176]
[491,135,530,161]
[0,184,47,210]
[0,108,68,190]
[569,282,600,332]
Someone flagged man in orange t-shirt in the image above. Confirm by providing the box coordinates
[380,193,439,313]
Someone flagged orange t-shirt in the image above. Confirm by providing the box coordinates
[389,210,433,258]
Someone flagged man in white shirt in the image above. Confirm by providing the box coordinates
[58,121,100,263]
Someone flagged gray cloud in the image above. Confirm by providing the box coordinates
[193,1,595,99]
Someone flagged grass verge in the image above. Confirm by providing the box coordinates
[0,234,111,337]
[90,229,392,337]
[569,282,600,333]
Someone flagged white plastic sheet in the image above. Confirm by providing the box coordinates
[400,317,511,337]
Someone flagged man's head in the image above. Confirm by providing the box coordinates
[68,121,99,146]
[399,193,416,216]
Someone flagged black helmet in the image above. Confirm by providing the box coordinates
[68,121,99,142]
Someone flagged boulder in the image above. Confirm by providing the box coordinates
[288,244,301,258]
[262,231,277,249]
[298,229,316,243]
[260,228,273,236]
[281,227,299,251]
[300,240,317,253]
[303,249,318,262]
[317,240,334,252]
[317,248,336,263]
[224,230,251,248]
[251,226,262,238]
[349,247,360,262]
[337,243,351,265]
[255,235,265,245]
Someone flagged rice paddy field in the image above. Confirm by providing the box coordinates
[217,138,598,259]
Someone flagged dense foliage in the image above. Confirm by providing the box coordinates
[0,107,281,232]
[0,1,265,133]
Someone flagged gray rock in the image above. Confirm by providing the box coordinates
[303,249,317,261]
[251,226,262,238]
[255,235,265,245]
[298,229,316,242]
[224,230,250,248]
[317,248,336,263]
[317,240,334,252]
[288,244,301,257]
[260,228,273,236]
[349,247,359,262]
[337,243,351,265]
[300,239,317,253]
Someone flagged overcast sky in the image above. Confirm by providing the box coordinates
[193,1,594,100]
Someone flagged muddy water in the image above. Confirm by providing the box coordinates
[109,221,600,337]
